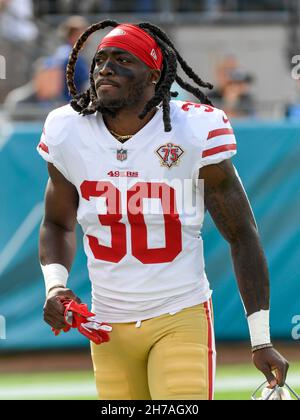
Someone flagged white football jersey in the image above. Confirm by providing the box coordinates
[37,100,237,323]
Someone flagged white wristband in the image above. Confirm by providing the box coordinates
[41,263,69,295]
[247,310,271,348]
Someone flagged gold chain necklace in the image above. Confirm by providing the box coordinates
[107,109,159,143]
[109,129,133,143]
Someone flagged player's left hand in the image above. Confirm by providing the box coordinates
[252,347,289,388]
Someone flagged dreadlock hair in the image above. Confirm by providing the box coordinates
[66,20,213,132]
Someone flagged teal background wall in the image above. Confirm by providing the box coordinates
[0,121,299,350]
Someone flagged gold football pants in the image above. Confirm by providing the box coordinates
[91,301,215,400]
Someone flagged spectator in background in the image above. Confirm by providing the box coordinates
[210,54,239,106]
[53,16,89,101]
[3,57,64,118]
[210,55,255,118]
[0,0,39,101]
[0,0,37,42]
[221,69,255,118]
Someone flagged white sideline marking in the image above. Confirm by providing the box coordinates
[0,202,44,276]
[0,382,97,399]
[0,375,300,399]
[216,373,300,392]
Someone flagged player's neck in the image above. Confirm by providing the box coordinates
[103,106,157,137]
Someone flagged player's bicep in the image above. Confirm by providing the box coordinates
[200,159,257,244]
[44,163,79,232]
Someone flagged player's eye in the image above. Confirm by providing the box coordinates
[118,57,130,64]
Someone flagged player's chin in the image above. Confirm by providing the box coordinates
[98,95,125,109]
[97,86,121,99]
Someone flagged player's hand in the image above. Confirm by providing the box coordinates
[43,287,81,330]
[252,347,289,388]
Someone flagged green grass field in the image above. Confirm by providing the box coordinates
[0,363,299,400]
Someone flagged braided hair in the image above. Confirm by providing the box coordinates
[66,20,213,132]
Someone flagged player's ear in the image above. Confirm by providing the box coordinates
[149,69,161,85]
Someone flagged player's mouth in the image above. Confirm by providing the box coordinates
[96,79,120,90]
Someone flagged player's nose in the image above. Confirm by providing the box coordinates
[99,59,115,77]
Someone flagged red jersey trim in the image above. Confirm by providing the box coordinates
[38,142,49,154]
[202,144,236,158]
[207,128,234,140]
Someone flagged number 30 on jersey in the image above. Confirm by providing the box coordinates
[80,181,182,264]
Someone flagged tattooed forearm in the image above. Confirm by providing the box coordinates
[200,160,269,316]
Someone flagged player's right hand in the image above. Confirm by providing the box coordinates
[43,287,81,330]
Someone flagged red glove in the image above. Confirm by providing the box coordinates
[52,299,112,345]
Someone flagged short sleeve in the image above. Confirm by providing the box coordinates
[200,108,237,167]
[37,124,54,164]
[36,107,71,181]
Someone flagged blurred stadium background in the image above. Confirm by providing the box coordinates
[1,0,300,400]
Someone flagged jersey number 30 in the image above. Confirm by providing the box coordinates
[80,181,182,264]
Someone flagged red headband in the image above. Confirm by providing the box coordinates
[97,24,163,70]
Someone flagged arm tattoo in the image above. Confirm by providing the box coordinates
[200,160,270,315]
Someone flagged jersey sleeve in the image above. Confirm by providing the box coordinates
[37,124,53,164]
[199,108,237,167]
[36,108,70,180]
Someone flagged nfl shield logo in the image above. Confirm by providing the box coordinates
[117,148,127,161]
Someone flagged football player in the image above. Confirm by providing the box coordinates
[38,20,288,400]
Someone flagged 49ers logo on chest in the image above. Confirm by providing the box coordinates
[156,142,184,169]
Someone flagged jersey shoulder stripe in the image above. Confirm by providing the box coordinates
[202,144,237,158]
[207,128,234,140]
